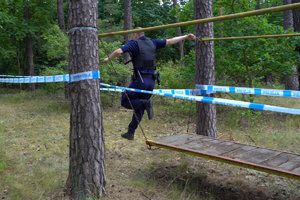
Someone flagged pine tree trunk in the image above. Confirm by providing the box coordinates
[194,0,217,137]
[57,0,69,98]
[24,0,35,92]
[256,0,261,10]
[57,0,66,34]
[124,0,133,86]
[172,0,184,61]
[66,0,106,199]
[292,0,300,90]
[284,0,299,90]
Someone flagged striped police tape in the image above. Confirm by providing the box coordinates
[0,75,31,78]
[100,86,214,96]
[0,70,100,83]
[100,83,300,115]
[196,84,300,98]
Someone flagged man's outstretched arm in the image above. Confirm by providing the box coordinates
[103,48,123,63]
[166,33,195,46]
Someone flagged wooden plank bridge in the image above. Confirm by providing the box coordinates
[146,134,300,181]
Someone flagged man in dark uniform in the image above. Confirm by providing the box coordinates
[104,28,195,140]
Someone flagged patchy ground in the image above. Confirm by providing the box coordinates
[0,90,299,200]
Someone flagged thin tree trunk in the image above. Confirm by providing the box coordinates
[172,0,184,61]
[57,0,66,34]
[124,0,133,86]
[292,0,300,90]
[57,0,69,98]
[24,0,35,91]
[284,0,299,90]
[66,0,106,199]
[256,0,261,10]
[194,0,217,138]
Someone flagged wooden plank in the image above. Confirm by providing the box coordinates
[148,134,300,181]
[223,145,257,157]
[261,152,297,168]
[232,148,282,164]
[278,157,300,171]
[154,134,195,146]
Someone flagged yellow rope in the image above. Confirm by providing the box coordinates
[199,33,300,42]
[98,3,300,38]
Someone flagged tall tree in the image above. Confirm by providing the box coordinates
[57,0,66,34]
[284,0,299,90]
[194,0,217,137]
[23,0,35,91]
[292,0,300,90]
[124,0,132,63]
[256,0,261,10]
[172,0,184,61]
[66,0,106,199]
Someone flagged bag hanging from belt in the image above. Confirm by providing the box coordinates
[131,70,160,85]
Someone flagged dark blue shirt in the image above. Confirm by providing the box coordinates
[120,36,166,74]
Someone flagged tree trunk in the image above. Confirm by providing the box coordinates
[124,0,132,43]
[194,0,217,137]
[124,0,133,86]
[57,0,66,34]
[24,0,35,91]
[292,0,300,90]
[66,0,106,199]
[256,0,261,10]
[172,0,184,61]
[57,0,69,98]
[284,0,299,90]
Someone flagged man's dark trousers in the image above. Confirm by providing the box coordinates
[121,76,155,134]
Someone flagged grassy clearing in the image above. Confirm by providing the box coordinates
[0,88,299,200]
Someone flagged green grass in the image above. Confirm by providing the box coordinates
[0,88,299,200]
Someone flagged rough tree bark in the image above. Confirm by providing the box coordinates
[172,0,184,61]
[24,0,35,91]
[66,0,106,199]
[292,0,300,90]
[284,0,299,90]
[194,0,217,137]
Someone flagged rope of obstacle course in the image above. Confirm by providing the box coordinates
[98,3,300,37]
[199,33,300,42]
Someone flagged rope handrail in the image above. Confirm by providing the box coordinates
[199,33,300,42]
[98,3,300,38]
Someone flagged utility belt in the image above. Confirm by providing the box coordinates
[132,70,160,85]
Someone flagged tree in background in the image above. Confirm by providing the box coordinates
[194,0,217,137]
[292,0,300,90]
[66,0,106,199]
[284,0,299,90]
[23,0,35,91]
[172,0,185,61]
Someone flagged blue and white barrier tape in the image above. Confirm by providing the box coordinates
[0,75,31,78]
[100,86,213,96]
[196,84,300,98]
[100,83,300,115]
[0,70,100,83]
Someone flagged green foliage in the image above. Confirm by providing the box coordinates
[215,16,300,86]
[99,40,131,85]
[39,64,67,93]
[41,25,68,60]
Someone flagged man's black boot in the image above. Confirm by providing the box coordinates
[142,99,154,120]
[121,130,134,140]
